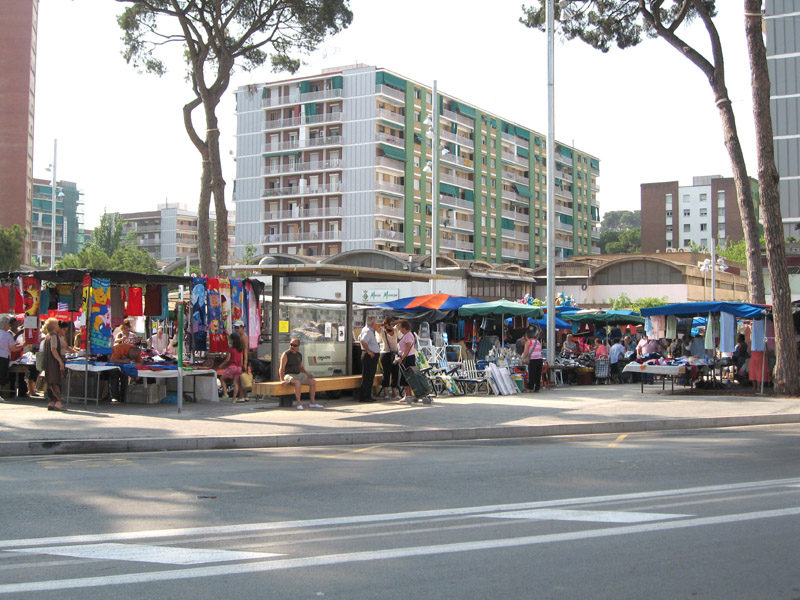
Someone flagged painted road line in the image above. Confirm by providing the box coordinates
[10,543,282,565]
[1,506,799,594]
[1,476,798,550]
[486,509,690,523]
[608,433,628,447]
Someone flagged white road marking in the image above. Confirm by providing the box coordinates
[1,476,798,550]
[486,509,689,523]
[10,543,282,565]
[0,506,799,594]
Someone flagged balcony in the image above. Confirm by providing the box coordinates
[375,205,404,218]
[555,221,572,233]
[439,194,475,211]
[502,209,529,222]
[502,229,530,241]
[263,115,302,130]
[439,238,474,252]
[262,158,343,176]
[502,151,528,167]
[500,169,529,186]
[376,108,405,125]
[439,172,474,189]
[501,131,529,149]
[262,207,343,221]
[376,180,405,196]
[376,156,405,171]
[376,132,405,147]
[501,188,529,205]
[305,111,344,125]
[555,186,572,200]
[261,182,343,199]
[439,129,475,148]
[261,230,342,244]
[440,108,474,128]
[502,247,530,260]
[262,88,342,108]
[440,152,473,170]
[261,135,342,154]
[374,228,404,242]
[375,84,405,103]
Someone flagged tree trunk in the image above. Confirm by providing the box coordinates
[745,0,799,396]
[182,97,213,276]
[205,105,229,274]
[710,81,766,304]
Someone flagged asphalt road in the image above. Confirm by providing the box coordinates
[1,426,799,599]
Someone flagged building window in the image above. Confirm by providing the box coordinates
[683,209,691,217]
[718,207,725,221]
[666,210,672,218]
[683,195,690,203]
[665,193,672,206]
[683,239,690,247]
[700,223,707,231]
[718,227,726,238]
[700,238,708,247]
[717,190,725,206]
[683,224,691,232]
[700,193,707,202]
[699,208,708,217]
[666,225,673,233]
[666,240,673,248]
[414,89,421,100]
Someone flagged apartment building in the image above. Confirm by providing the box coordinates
[766,0,800,236]
[31,178,85,266]
[119,203,235,264]
[0,0,38,264]
[233,64,600,265]
[641,175,759,254]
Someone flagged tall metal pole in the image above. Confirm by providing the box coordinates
[50,139,58,267]
[431,80,440,294]
[545,0,556,365]
[710,217,717,301]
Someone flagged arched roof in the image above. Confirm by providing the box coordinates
[593,256,685,286]
[419,255,460,268]
[258,254,314,266]
[470,260,495,270]
[162,257,210,275]
[323,249,410,271]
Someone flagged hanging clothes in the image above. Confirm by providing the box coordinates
[246,281,259,350]
[22,277,40,345]
[207,278,228,352]
[220,279,232,334]
[0,286,10,313]
[665,315,677,340]
[161,285,169,319]
[230,279,244,326]
[144,285,162,317]
[704,313,716,351]
[751,319,765,352]
[89,277,113,354]
[110,286,124,319]
[126,287,143,316]
[191,277,208,351]
[719,312,735,353]
[644,316,653,338]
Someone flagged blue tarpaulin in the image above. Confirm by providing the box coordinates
[641,302,768,320]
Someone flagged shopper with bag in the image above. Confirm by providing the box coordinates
[522,330,544,392]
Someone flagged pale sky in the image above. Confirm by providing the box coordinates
[33,0,757,231]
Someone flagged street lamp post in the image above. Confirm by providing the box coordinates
[545,0,556,364]
[46,139,60,267]
[423,80,443,294]
[701,258,711,301]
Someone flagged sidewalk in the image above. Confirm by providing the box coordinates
[2,384,799,457]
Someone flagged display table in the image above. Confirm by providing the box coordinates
[64,362,218,406]
[622,363,687,393]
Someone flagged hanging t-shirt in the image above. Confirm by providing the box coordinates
[705,314,716,351]
[719,312,735,353]
[0,286,10,313]
[126,287,143,316]
[666,315,677,340]
[144,285,163,317]
[751,319,765,352]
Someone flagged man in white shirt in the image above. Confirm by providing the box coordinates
[609,337,626,383]
[0,315,24,401]
[358,316,382,402]
[149,326,169,355]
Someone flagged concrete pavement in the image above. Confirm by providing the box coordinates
[2,383,799,457]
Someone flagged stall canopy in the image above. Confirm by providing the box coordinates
[0,269,193,286]
[378,293,484,312]
[529,316,570,330]
[459,299,545,319]
[561,311,645,326]
[640,301,768,320]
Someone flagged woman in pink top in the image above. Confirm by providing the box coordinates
[217,332,245,402]
[522,330,544,392]
[594,337,609,358]
[396,320,416,401]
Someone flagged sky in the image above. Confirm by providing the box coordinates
[33,0,758,231]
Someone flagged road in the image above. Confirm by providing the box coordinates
[1,426,799,599]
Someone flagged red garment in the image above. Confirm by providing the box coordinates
[126,287,143,316]
[144,285,163,316]
[0,287,9,313]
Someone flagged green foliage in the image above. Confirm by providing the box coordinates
[111,246,160,274]
[716,238,751,266]
[91,213,124,257]
[521,1,717,53]
[601,210,640,232]
[0,225,26,271]
[56,247,113,271]
[604,228,641,254]
[236,243,260,277]
[609,292,668,312]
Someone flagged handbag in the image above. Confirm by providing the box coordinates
[239,372,254,390]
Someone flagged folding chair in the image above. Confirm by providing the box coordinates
[455,359,491,395]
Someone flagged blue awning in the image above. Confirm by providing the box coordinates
[641,302,769,319]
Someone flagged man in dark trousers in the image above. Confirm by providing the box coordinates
[358,316,382,402]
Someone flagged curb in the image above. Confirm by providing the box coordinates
[3,413,800,457]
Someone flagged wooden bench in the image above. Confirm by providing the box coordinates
[252,374,383,405]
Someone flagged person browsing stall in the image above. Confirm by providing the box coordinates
[108,344,143,403]
[279,338,321,410]
[522,330,544,392]
[233,320,249,376]
[396,320,415,401]
[114,319,140,346]
[149,326,169,355]
[379,317,401,401]
[217,332,246,402]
